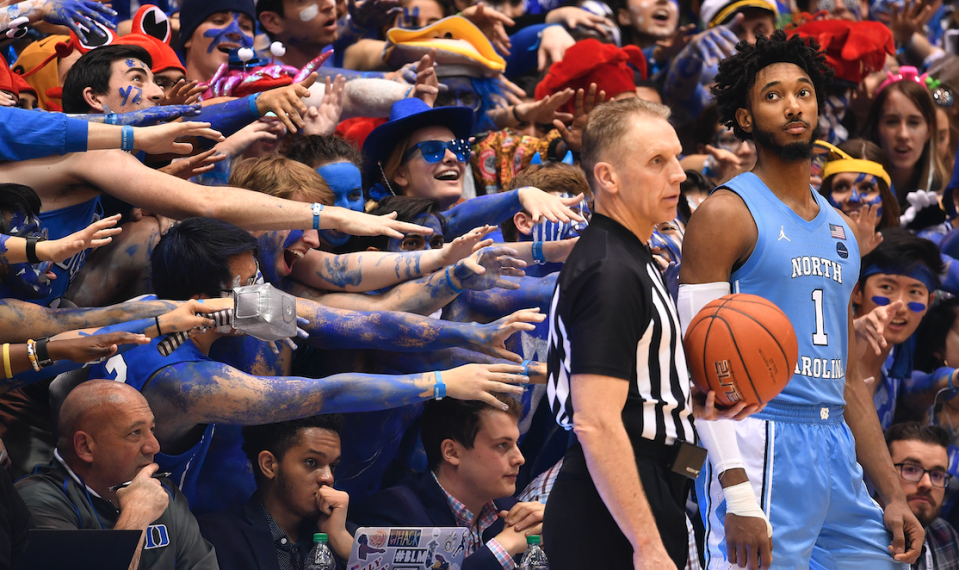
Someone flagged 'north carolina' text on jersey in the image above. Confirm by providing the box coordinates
[723,172,859,406]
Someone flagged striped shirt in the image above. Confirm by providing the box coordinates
[546,214,695,449]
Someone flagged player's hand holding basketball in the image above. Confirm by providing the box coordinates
[883,499,925,564]
[690,385,764,421]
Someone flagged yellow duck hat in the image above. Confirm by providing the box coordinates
[383,16,506,77]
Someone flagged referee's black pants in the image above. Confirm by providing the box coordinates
[542,442,690,569]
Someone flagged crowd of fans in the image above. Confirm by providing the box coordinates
[1,0,959,566]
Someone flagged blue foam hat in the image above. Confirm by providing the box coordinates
[362,98,474,181]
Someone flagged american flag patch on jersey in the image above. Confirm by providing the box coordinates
[829,224,846,240]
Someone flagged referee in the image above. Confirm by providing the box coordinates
[543,97,697,570]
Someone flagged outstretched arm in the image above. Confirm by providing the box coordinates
[443,188,583,239]
[288,227,493,292]
[307,246,526,316]
[297,297,543,361]
[5,150,431,239]
[146,360,528,443]
[0,298,181,343]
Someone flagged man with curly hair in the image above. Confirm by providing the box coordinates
[678,30,924,570]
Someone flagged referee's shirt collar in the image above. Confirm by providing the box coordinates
[587,213,651,250]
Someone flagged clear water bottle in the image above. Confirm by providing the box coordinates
[519,535,549,570]
[305,533,336,570]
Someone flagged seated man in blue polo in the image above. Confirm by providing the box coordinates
[349,394,544,570]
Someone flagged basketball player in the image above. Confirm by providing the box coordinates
[679,31,924,569]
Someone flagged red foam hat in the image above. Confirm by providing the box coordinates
[534,39,647,114]
[0,57,18,97]
[114,33,185,74]
[786,18,893,84]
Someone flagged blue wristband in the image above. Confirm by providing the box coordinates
[445,266,464,294]
[250,92,262,118]
[531,241,546,265]
[311,203,324,230]
[120,125,134,151]
[433,370,446,400]
[521,359,532,378]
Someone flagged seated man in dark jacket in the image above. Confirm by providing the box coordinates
[350,394,544,570]
[198,415,356,570]
[15,380,217,570]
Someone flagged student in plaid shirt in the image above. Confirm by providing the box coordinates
[886,423,959,570]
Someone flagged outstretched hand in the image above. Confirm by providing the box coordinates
[48,331,150,364]
[451,246,527,291]
[461,3,514,55]
[440,363,528,408]
[410,49,440,107]
[331,209,434,239]
[136,121,225,155]
[517,186,586,224]
[846,203,883,257]
[36,213,121,263]
[440,225,497,266]
[514,89,574,127]
[40,0,116,38]
[159,148,226,180]
[470,308,546,362]
[256,73,316,134]
[303,75,346,136]
[162,79,207,106]
[553,83,606,153]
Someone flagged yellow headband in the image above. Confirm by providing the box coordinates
[821,159,892,189]
[708,0,778,27]
[815,141,891,189]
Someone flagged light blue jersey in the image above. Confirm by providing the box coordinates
[725,172,859,407]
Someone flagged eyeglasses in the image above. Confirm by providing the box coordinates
[402,139,471,164]
[894,462,953,488]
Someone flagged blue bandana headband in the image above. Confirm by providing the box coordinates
[861,263,938,297]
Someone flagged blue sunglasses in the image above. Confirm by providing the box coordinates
[402,139,471,163]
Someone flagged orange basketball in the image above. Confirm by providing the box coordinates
[684,294,798,407]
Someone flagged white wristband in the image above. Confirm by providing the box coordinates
[723,481,773,537]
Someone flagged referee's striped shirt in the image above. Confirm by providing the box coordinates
[546,214,695,447]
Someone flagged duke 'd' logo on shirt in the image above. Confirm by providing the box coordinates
[144,524,170,549]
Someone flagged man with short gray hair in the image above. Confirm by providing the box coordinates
[543,97,696,570]
[15,380,217,570]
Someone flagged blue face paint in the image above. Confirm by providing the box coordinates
[0,210,54,300]
[317,162,364,213]
[119,86,132,106]
[908,302,927,312]
[125,59,136,68]
[284,230,305,250]
[203,12,254,54]
[871,295,891,306]
[386,215,445,252]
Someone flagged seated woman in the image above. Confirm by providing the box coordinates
[361,98,583,239]
[815,138,900,257]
